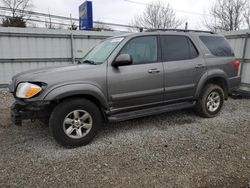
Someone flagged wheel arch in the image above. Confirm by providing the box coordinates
[195,70,229,100]
[44,84,109,112]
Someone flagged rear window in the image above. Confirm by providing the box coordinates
[199,36,234,57]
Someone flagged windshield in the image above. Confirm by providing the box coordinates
[81,37,124,64]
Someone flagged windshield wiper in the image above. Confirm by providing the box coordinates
[81,60,96,65]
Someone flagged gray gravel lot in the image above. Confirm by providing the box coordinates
[0,88,249,188]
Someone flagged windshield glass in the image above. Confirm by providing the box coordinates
[81,37,124,64]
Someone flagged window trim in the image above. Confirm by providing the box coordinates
[160,35,200,62]
[115,35,160,66]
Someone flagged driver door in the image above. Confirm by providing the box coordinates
[107,36,164,112]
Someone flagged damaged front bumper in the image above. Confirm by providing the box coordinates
[10,100,52,126]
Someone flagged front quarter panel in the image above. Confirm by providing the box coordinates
[44,83,109,109]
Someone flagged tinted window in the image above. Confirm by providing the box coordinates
[200,36,234,57]
[161,35,199,62]
[120,36,157,64]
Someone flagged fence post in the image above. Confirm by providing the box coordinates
[240,33,249,77]
[70,14,75,64]
[70,32,75,64]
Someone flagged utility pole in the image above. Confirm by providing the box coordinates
[70,13,73,30]
[185,22,188,30]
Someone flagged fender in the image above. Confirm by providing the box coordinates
[195,69,229,98]
[43,83,109,109]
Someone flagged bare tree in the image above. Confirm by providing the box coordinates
[243,1,250,29]
[130,0,183,31]
[1,0,33,27]
[1,0,33,18]
[204,0,247,32]
[45,13,55,29]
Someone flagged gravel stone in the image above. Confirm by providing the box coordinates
[0,89,249,187]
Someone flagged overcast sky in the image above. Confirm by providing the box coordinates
[32,0,216,30]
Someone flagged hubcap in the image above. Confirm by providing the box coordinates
[63,110,93,139]
[206,91,221,112]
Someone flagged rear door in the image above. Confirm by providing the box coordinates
[160,34,206,102]
[107,35,164,112]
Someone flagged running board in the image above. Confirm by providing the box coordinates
[108,101,196,122]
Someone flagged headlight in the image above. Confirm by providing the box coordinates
[16,82,42,99]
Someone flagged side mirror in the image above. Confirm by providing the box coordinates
[112,54,132,67]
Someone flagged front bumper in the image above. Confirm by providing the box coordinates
[11,100,52,126]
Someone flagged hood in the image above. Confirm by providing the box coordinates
[10,63,102,92]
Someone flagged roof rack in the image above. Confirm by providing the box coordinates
[145,29,215,34]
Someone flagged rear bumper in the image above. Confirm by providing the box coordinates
[236,89,250,97]
[228,76,241,94]
[10,100,52,126]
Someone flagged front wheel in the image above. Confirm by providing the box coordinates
[196,84,225,118]
[49,98,102,147]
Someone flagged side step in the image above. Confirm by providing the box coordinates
[108,101,196,122]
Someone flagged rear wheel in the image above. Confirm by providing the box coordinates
[196,84,224,118]
[49,98,102,147]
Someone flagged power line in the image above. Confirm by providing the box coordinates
[124,0,208,16]
[0,6,143,30]
[0,14,72,27]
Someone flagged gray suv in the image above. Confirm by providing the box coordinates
[9,30,241,147]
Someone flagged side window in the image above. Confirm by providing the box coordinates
[199,36,234,57]
[120,36,157,65]
[161,35,199,62]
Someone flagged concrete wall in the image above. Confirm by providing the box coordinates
[0,27,118,86]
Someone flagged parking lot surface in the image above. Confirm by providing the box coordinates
[0,89,249,188]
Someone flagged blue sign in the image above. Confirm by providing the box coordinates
[79,1,93,30]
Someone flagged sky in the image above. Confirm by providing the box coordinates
[31,0,215,30]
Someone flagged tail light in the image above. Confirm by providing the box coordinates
[232,59,240,71]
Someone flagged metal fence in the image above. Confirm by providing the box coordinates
[0,27,250,94]
[0,27,119,86]
[223,30,250,94]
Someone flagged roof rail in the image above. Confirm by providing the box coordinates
[145,29,215,34]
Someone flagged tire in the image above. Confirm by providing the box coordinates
[49,98,102,147]
[196,84,224,118]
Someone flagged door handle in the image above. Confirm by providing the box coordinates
[195,64,205,69]
[148,69,160,74]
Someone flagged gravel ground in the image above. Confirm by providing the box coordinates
[0,88,249,188]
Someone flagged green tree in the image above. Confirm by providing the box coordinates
[2,16,26,27]
[1,0,33,27]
